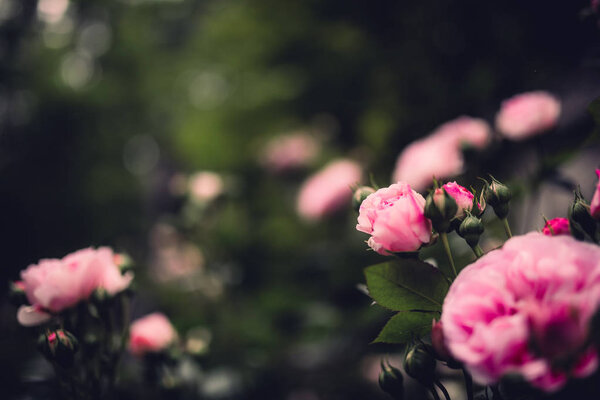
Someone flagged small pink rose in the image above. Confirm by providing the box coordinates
[356,182,432,254]
[188,172,224,203]
[591,169,600,220]
[297,159,362,220]
[129,313,178,356]
[262,132,319,172]
[542,217,570,236]
[495,91,561,140]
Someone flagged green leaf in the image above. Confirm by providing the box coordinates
[373,311,437,344]
[365,259,448,312]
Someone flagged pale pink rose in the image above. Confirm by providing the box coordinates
[262,132,319,172]
[591,169,600,220]
[442,181,475,219]
[297,159,362,220]
[436,116,491,149]
[129,313,178,356]
[356,182,432,254]
[392,117,490,192]
[441,233,600,392]
[542,217,570,236]
[188,172,223,203]
[495,91,561,140]
[20,247,133,314]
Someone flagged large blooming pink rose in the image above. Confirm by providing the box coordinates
[129,313,178,356]
[297,159,362,220]
[591,169,600,220]
[393,117,490,191]
[356,182,432,254]
[19,247,133,315]
[441,233,600,392]
[495,91,561,140]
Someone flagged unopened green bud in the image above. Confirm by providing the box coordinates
[38,329,79,368]
[378,359,404,399]
[568,189,596,241]
[9,281,28,307]
[352,186,375,212]
[425,188,457,233]
[458,214,484,248]
[485,179,511,219]
[403,343,436,387]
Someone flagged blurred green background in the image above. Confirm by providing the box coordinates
[0,0,599,398]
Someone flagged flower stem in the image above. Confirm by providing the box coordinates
[435,381,451,400]
[502,218,512,239]
[463,368,474,400]
[429,386,441,400]
[440,232,457,278]
[472,245,484,258]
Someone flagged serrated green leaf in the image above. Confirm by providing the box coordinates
[373,311,437,344]
[365,259,448,312]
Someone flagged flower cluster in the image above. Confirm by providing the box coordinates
[17,247,133,326]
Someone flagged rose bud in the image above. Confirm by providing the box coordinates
[379,359,404,399]
[356,182,432,255]
[425,188,457,233]
[38,329,79,368]
[403,343,436,387]
[542,217,570,236]
[352,186,375,213]
[591,169,600,220]
[568,189,596,241]
[129,313,178,357]
[441,182,476,220]
[458,214,484,248]
[8,281,28,307]
[485,178,511,220]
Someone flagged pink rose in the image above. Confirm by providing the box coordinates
[129,313,178,356]
[542,217,570,236]
[393,117,490,191]
[591,169,600,220]
[495,91,561,140]
[441,233,600,392]
[262,132,319,172]
[297,159,362,220]
[19,247,133,314]
[356,182,432,254]
[188,172,224,203]
[442,181,476,219]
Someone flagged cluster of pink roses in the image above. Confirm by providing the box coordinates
[356,180,476,255]
[394,91,561,191]
[16,247,133,326]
